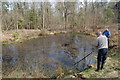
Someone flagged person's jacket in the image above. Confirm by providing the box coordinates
[103,30,111,38]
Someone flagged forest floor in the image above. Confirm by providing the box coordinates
[1,25,119,78]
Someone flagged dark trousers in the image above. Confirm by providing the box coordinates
[97,48,108,70]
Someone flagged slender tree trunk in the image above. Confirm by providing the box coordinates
[92,0,95,32]
[42,2,45,29]
[0,2,2,31]
[84,0,87,31]
[64,2,67,30]
[16,3,18,31]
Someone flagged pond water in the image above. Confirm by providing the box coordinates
[2,33,97,78]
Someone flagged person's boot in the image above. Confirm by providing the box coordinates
[95,65,100,72]
[95,61,100,72]
[101,63,104,70]
[95,69,99,72]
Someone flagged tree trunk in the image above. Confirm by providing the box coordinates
[64,2,67,30]
[42,2,45,29]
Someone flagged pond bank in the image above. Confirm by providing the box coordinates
[2,29,96,45]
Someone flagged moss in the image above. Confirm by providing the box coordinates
[12,32,20,39]
[25,35,30,39]
[2,42,14,46]
[2,39,23,46]
[109,67,120,71]
[69,31,81,34]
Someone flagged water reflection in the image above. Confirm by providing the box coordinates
[2,33,97,77]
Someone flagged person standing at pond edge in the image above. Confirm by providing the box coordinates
[102,27,111,46]
[95,31,108,71]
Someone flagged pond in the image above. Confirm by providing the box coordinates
[2,33,97,78]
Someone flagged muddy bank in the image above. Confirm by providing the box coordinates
[2,29,49,43]
[2,29,97,45]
